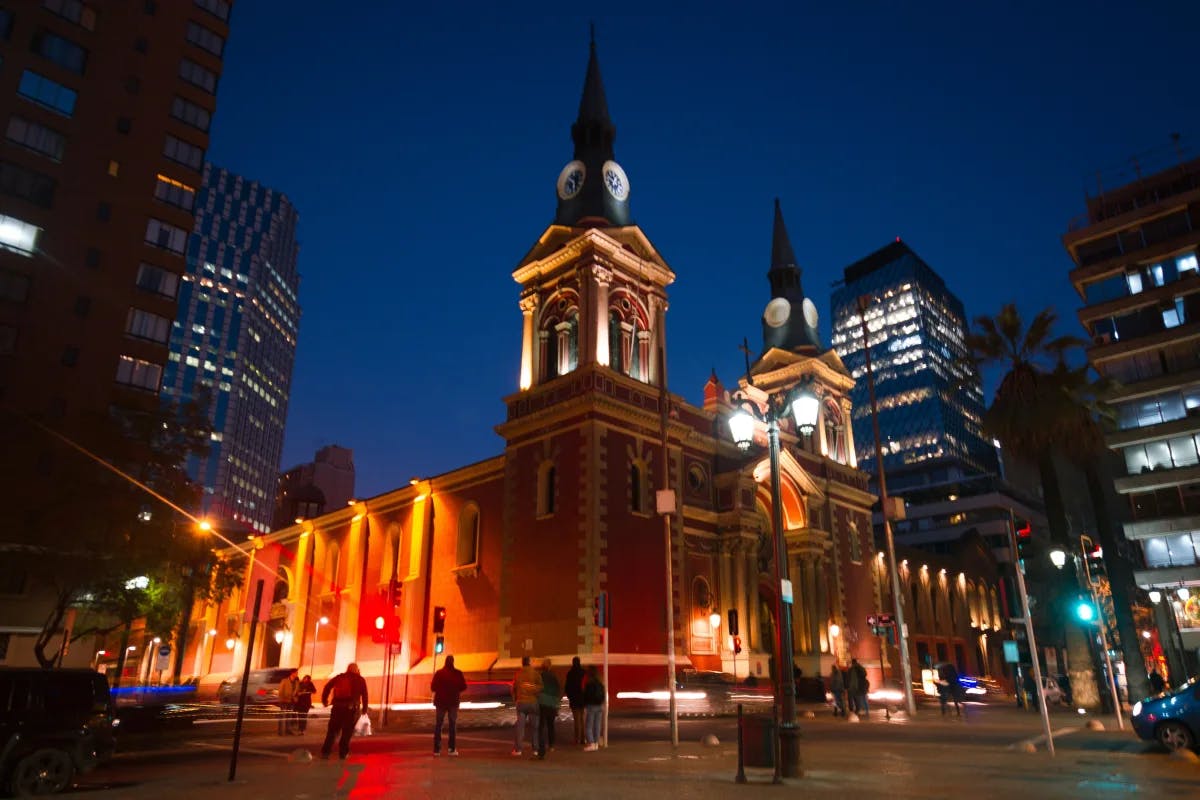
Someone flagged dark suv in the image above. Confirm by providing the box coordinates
[0,668,116,796]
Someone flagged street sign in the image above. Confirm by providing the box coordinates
[154,645,171,671]
[1003,640,1019,664]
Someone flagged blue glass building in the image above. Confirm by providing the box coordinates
[162,164,301,532]
[830,241,996,490]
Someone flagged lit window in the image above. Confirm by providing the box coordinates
[0,214,41,256]
[154,174,196,210]
[1126,272,1143,295]
[16,70,77,116]
[115,355,162,391]
[1179,253,1198,274]
[107,160,120,177]
[1151,263,1165,287]
[1163,300,1183,329]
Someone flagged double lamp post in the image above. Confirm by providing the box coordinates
[728,377,819,780]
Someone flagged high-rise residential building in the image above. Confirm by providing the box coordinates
[0,1,232,667]
[1064,150,1200,673]
[272,444,354,530]
[830,241,998,493]
[163,163,300,533]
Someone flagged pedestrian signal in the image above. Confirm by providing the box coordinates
[435,635,445,654]
[733,635,742,655]
[593,591,609,628]
[727,609,739,637]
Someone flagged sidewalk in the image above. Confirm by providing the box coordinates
[82,710,1197,800]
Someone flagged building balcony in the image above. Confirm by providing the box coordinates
[1108,414,1200,449]
[1114,463,1200,494]
[1133,563,1200,588]
[1088,320,1200,366]
[1105,365,1200,403]
[1125,513,1200,541]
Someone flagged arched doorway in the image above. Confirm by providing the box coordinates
[263,576,290,667]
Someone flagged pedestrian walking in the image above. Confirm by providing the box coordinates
[294,675,316,734]
[564,656,587,744]
[277,669,299,735]
[320,663,369,761]
[829,663,845,717]
[431,654,468,756]
[511,655,542,755]
[582,665,605,751]
[850,658,869,716]
[1149,669,1166,694]
[536,658,561,759]
[935,662,962,717]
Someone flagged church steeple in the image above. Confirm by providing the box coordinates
[554,34,632,227]
[761,199,822,353]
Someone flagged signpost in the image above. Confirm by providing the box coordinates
[229,579,264,782]
[867,614,896,719]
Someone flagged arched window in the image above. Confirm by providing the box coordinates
[823,400,849,464]
[630,460,650,514]
[847,520,862,563]
[989,587,1002,631]
[382,524,402,583]
[537,461,556,517]
[608,292,650,381]
[325,542,341,593]
[271,577,289,604]
[538,293,579,382]
[457,503,480,567]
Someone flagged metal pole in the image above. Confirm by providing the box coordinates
[657,347,678,747]
[879,632,890,720]
[1091,587,1124,730]
[229,579,264,781]
[1008,511,1055,756]
[602,625,610,747]
[767,417,800,778]
[858,296,917,716]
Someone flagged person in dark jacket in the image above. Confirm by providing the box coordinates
[935,662,962,717]
[536,659,561,759]
[320,663,369,760]
[829,663,845,717]
[564,656,586,744]
[849,659,869,716]
[294,675,316,734]
[582,665,605,751]
[1149,669,1166,694]
[431,655,468,756]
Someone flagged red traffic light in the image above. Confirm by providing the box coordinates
[733,636,742,655]
[433,606,447,634]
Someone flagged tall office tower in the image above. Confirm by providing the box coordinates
[0,2,232,665]
[162,163,300,533]
[831,241,997,493]
[1064,151,1200,670]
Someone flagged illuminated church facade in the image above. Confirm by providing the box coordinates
[185,43,995,699]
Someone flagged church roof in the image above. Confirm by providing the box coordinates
[760,199,822,354]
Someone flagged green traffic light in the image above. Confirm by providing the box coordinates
[1075,601,1095,621]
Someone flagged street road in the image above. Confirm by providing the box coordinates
[67,701,1197,799]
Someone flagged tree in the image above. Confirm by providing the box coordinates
[965,304,1102,708]
[0,389,234,670]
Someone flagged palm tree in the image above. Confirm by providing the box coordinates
[965,304,1101,708]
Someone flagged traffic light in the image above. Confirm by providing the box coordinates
[389,578,403,607]
[435,635,445,654]
[1014,518,1033,572]
[1075,598,1096,622]
[433,606,446,634]
[733,636,742,655]
[727,609,739,637]
[1082,538,1107,587]
[593,591,609,628]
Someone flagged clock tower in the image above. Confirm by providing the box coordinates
[496,39,679,682]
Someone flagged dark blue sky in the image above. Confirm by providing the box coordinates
[209,1,1200,498]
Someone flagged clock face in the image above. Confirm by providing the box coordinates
[764,298,790,328]
[556,160,586,200]
[602,160,630,201]
[802,298,819,329]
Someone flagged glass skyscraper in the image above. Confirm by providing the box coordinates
[163,163,301,532]
[830,241,996,490]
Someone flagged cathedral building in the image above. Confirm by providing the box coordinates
[186,42,886,699]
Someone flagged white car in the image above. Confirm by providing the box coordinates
[1040,677,1066,706]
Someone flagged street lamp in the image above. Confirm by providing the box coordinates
[1148,590,1162,604]
[310,615,329,675]
[709,612,722,631]
[728,375,818,779]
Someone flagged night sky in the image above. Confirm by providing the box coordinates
[208,1,1200,499]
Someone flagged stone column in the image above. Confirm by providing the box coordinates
[842,398,857,468]
[519,295,537,390]
[648,295,668,386]
[333,519,369,669]
[593,265,613,367]
[281,533,311,668]
[744,541,761,654]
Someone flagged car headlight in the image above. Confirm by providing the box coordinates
[1132,701,1142,716]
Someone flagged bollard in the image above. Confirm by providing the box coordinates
[735,703,747,784]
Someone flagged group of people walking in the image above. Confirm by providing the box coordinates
[431,654,608,758]
[275,663,370,761]
[828,659,870,717]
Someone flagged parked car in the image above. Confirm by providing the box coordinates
[1132,677,1200,751]
[0,668,116,796]
[1040,676,1067,706]
[217,667,297,705]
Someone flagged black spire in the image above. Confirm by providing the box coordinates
[762,199,821,353]
[555,33,631,227]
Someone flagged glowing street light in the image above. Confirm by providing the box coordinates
[1148,590,1162,604]
[1049,548,1067,569]
[709,612,721,630]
